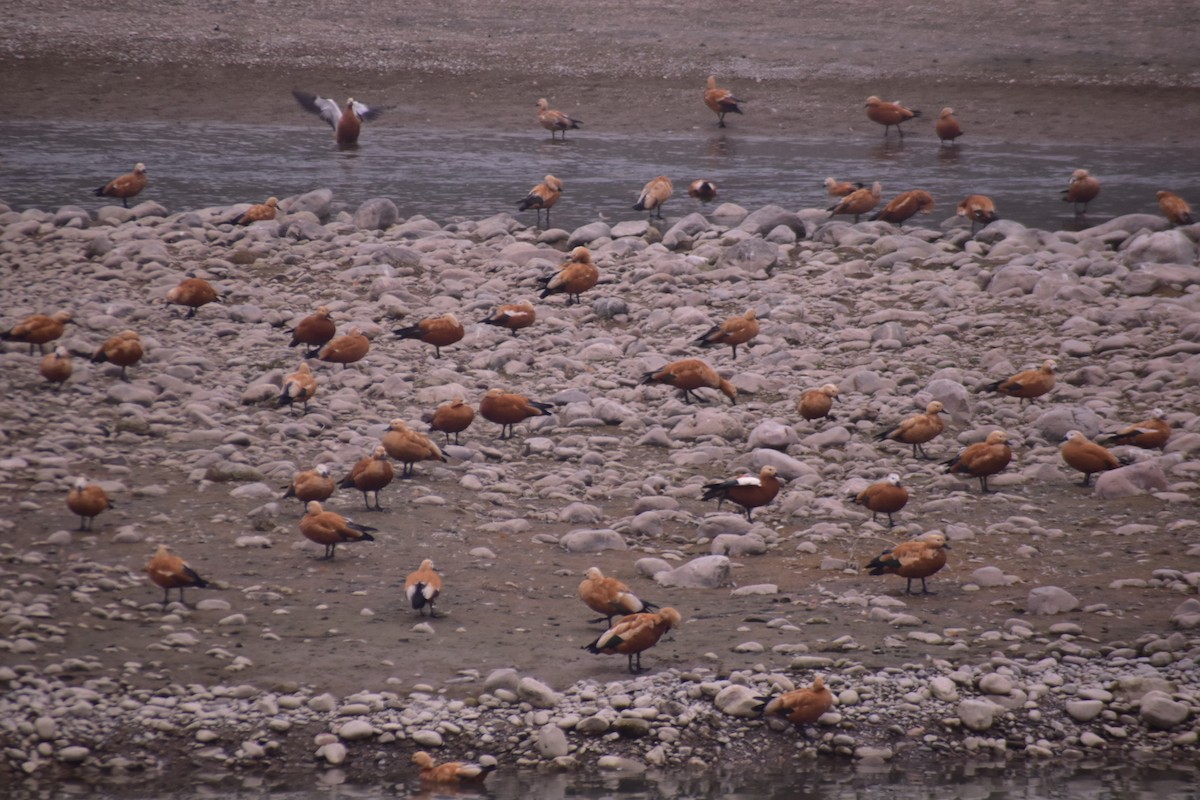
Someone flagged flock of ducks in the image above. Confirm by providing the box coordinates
[10,75,1192,782]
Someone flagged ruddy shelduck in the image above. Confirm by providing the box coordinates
[875,400,945,459]
[337,445,394,511]
[481,301,536,335]
[704,76,743,127]
[633,175,674,219]
[865,96,920,136]
[299,501,377,559]
[536,98,582,140]
[412,751,495,784]
[381,418,446,477]
[824,177,863,198]
[1157,190,1194,226]
[579,567,659,626]
[293,91,381,147]
[828,181,882,222]
[430,396,474,445]
[67,477,113,532]
[755,676,833,727]
[234,197,278,225]
[702,465,780,521]
[1062,169,1101,214]
[145,544,209,610]
[289,306,336,357]
[282,464,335,507]
[165,278,219,318]
[688,179,718,203]
[1061,430,1124,487]
[90,330,143,380]
[866,532,950,595]
[393,313,464,358]
[945,430,1012,493]
[318,326,370,365]
[277,362,318,414]
[853,473,909,528]
[985,359,1056,405]
[583,607,682,674]
[537,246,599,305]
[694,308,759,358]
[957,195,999,233]
[40,346,73,387]
[1103,409,1171,451]
[2,310,72,355]
[405,558,442,617]
[871,189,935,225]
[479,388,553,440]
[797,383,839,421]
[95,163,147,207]
[641,358,737,405]
[517,174,563,227]
[935,107,963,144]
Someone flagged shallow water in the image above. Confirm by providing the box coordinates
[0,121,1196,233]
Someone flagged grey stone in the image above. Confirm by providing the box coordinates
[714,684,761,717]
[338,719,375,740]
[1066,700,1105,722]
[558,528,627,553]
[517,676,561,708]
[1093,461,1169,499]
[537,723,570,758]
[958,699,998,731]
[654,555,732,588]
[354,198,399,230]
[285,188,333,220]
[1026,586,1079,615]
[1124,229,1197,265]
[483,668,520,694]
[1034,407,1102,442]
[1139,691,1190,730]
[568,222,612,248]
[716,238,779,274]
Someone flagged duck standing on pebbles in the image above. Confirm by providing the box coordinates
[381,418,446,477]
[338,446,394,511]
[957,194,999,232]
[2,310,72,355]
[282,464,335,508]
[393,313,465,358]
[852,473,909,527]
[538,246,599,306]
[66,477,113,531]
[641,358,737,405]
[579,567,659,626]
[1061,430,1126,487]
[797,383,839,422]
[145,544,209,610]
[694,308,759,359]
[701,465,780,521]
[584,607,682,674]
[277,362,318,414]
[40,346,73,387]
[289,306,336,357]
[165,277,220,318]
[875,400,945,459]
[90,330,143,381]
[945,430,1012,493]
[479,388,554,440]
[984,359,1056,406]
[828,181,882,222]
[865,532,950,595]
[405,558,442,617]
[299,501,377,559]
[429,397,474,445]
[481,301,536,336]
[870,189,935,225]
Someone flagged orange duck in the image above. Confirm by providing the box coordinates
[537,246,599,305]
[984,359,1056,405]
[853,473,909,527]
[1157,190,1194,226]
[584,607,682,673]
[318,326,370,365]
[865,96,920,136]
[277,362,318,414]
[828,181,882,222]
[145,544,209,609]
[517,174,563,227]
[282,465,335,507]
[165,278,219,318]
[430,396,475,445]
[412,751,495,784]
[293,91,382,147]
[945,430,1012,493]
[40,346,73,387]
[479,388,553,440]
[957,194,999,233]
[2,310,72,355]
[67,477,113,531]
[289,306,337,357]
[1062,169,1101,214]
[91,330,143,380]
[579,567,659,626]
[688,179,718,203]
[702,465,780,521]
[633,175,674,219]
[641,358,737,405]
[875,400,945,459]
[1061,430,1124,487]
[866,532,950,595]
[337,445,394,511]
[233,197,278,225]
[756,676,834,728]
[1103,409,1170,450]
[694,308,759,358]
[935,107,963,144]
[871,189,935,225]
[704,75,743,127]
[381,418,446,477]
[393,313,464,358]
[481,301,536,336]
[299,501,377,559]
[536,98,582,140]
[95,163,147,207]
[797,383,839,421]
[405,558,442,617]
[824,177,863,198]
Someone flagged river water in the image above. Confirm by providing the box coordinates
[0,121,1196,234]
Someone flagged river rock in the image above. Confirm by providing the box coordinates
[518,677,561,708]
[1093,461,1169,498]
[558,529,627,553]
[353,198,398,231]
[714,685,761,717]
[958,699,998,731]
[537,723,570,758]
[1139,691,1190,729]
[654,555,731,588]
[1026,586,1079,615]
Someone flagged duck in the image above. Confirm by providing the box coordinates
[828,181,882,222]
[430,396,475,445]
[233,196,278,225]
[1102,409,1171,450]
[865,96,921,136]
[412,751,495,784]
[701,465,780,521]
[579,567,659,626]
[299,501,377,559]
[165,277,220,318]
[875,400,945,459]
[66,477,113,531]
[688,179,718,203]
[870,189,935,225]
[381,418,446,477]
[292,91,381,147]
[337,445,394,511]
[517,174,563,227]
[537,246,599,305]
[282,465,335,507]
[641,358,737,405]
[2,310,72,355]
[984,359,1056,405]
[956,195,999,233]
[90,330,143,381]
[318,326,370,365]
[797,383,839,421]
[694,308,759,358]
[1062,169,1101,214]
[95,162,147,207]
[633,175,674,219]
[583,607,682,674]
[704,75,743,127]
[935,107,963,144]
[145,544,209,610]
[1157,190,1194,226]
[40,346,73,387]
[405,558,442,617]
[865,532,951,595]
[944,430,1012,493]
[824,177,863,198]
[1061,430,1124,487]
[853,473,909,527]
[479,388,554,440]
[481,301,536,336]
[277,362,318,414]
[755,676,834,728]
[536,98,582,140]
[393,313,464,358]
[289,306,337,357]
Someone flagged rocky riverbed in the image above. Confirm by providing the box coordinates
[1,192,1199,791]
